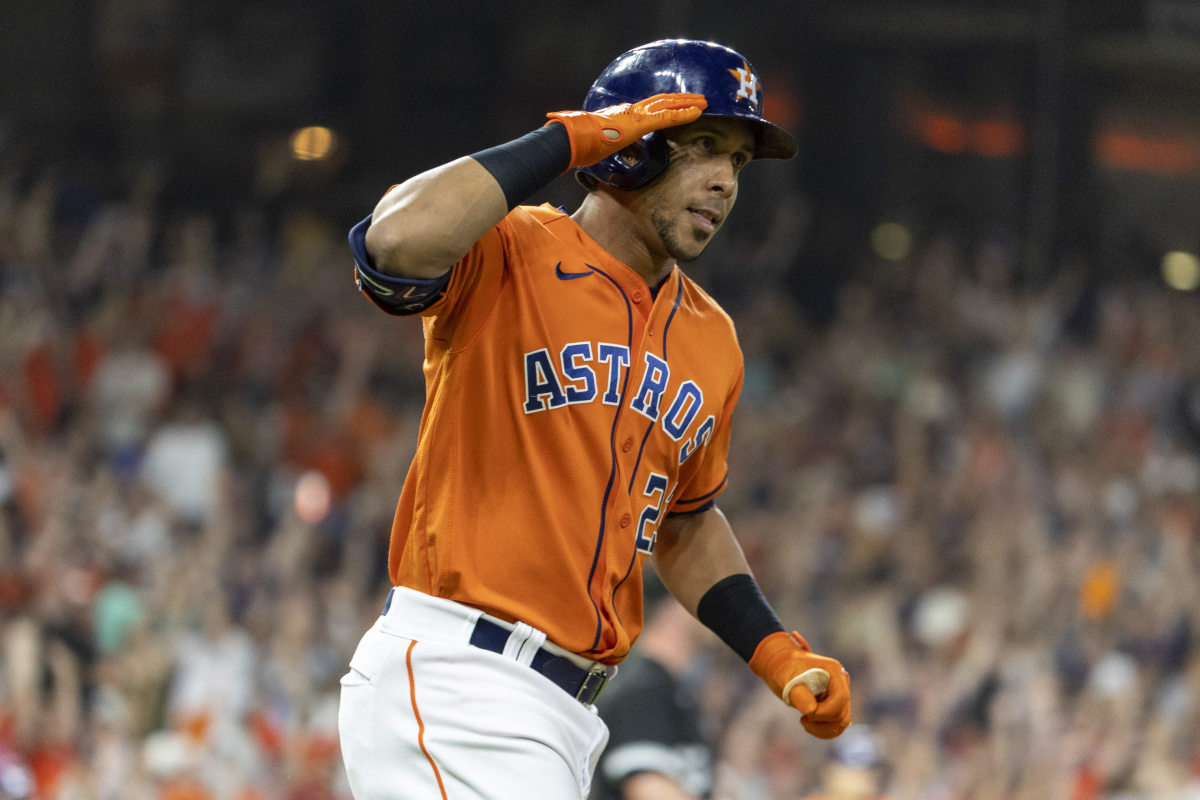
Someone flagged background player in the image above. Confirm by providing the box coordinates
[592,573,715,800]
[337,39,851,800]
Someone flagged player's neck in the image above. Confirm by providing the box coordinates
[572,195,674,286]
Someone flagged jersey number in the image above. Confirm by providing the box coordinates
[635,472,671,554]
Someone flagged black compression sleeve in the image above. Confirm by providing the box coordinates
[696,573,786,662]
[470,124,572,210]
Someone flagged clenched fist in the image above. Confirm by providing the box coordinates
[749,631,851,739]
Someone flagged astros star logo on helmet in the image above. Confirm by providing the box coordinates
[728,60,760,108]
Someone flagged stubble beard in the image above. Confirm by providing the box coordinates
[651,209,708,264]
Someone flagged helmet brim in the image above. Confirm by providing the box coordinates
[751,118,798,161]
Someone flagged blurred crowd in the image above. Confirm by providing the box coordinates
[1,138,1199,800]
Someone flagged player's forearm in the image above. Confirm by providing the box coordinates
[364,156,508,279]
[651,506,752,616]
[654,507,852,738]
[365,122,578,280]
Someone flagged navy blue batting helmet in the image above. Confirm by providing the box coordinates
[578,39,797,190]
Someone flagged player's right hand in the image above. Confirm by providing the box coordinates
[749,631,852,739]
[545,93,707,170]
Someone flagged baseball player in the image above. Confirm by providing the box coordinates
[337,39,852,800]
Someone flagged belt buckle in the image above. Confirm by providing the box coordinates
[574,664,612,704]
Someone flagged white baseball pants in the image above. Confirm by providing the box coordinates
[338,587,611,799]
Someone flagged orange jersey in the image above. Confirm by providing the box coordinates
[378,204,743,663]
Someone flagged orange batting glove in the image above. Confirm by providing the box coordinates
[749,631,852,739]
[545,93,707,169]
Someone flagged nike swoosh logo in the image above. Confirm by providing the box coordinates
[555,262,594,280]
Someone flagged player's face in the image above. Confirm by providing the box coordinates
[636,118,756,264]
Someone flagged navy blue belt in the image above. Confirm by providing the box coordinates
[468,617,615,705]
[381,588,614,705]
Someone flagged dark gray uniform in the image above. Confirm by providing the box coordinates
[592,653,712,799]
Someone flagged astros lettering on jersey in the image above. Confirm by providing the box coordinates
[372,204,743,664]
